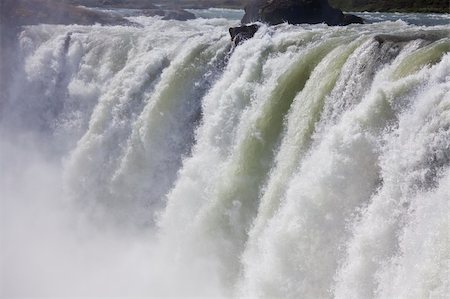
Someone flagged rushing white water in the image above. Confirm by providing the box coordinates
[1,12,449,298]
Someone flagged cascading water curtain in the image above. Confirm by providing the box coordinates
[1,16,449,298]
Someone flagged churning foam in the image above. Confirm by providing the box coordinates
[1,17,449,298]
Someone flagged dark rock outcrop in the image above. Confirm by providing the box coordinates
[242,0,364,26]
[229,24,260,46]
[342,13,364,25]
[163,9,196,21]
[142,9,196,21]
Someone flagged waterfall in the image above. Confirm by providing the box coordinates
[1,15,449,298]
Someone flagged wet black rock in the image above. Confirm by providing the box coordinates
[342,13,364,25]
[229,24,260,46]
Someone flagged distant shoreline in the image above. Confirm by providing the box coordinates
[190,7,449,14]
[328,0,449,14]
[337,7,449,14]
[186,7,449,14]
[65,1,449,14]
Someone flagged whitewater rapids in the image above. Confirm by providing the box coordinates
[1,14,449,298]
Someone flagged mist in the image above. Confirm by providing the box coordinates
[0,130,224,297]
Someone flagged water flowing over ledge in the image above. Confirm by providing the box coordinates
[1,15,449,298]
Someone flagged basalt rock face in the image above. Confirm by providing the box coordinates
[242,0,363,26]
[342,13,364,25]
[229,24,260,46]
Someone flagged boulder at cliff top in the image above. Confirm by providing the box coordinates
[342,13,364,25]
[229,24,260,46]
[242,0,363,26]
